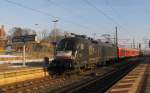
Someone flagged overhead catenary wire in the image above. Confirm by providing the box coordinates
[105,0,127,30]
[82,0,127,31]
[3,0,94,31]
[49,0,127,33]
[48,0,115,38]
[47,0,70,12]
[47,0,103,32]
[105,0,120,19]
[5,0,57,18]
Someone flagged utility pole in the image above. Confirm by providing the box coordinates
[113,33,116,45]
[137,43,139,49]
[115,26,119,62]
[133,38,135,48]
[139,43,141,55]
[52,20,58,57]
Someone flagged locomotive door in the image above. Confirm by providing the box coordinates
[76,42,88,68]
[101,46,105,65]
[82,42,89,67]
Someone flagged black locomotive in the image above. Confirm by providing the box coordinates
[48,35,117,74]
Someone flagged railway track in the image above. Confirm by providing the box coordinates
[52,57,142,93]
[0,57,142,93]
[0,77,64,93]
[0,73,90,93]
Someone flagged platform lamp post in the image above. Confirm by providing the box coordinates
[52,20,59,58]
[34,24,41,42]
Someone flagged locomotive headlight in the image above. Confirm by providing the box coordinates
[56,51,73,59]
[64,51,72,57]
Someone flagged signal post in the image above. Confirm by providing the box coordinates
[12,35,36,67]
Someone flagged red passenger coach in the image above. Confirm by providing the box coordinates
[119,47,139,58]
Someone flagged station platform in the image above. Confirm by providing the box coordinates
[0,63,36,72]
[140,60,150,93]
[0,63,49,86]
[107,57,150,93]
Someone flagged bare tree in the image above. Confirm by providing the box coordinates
[37,29,49,41]
[23,28,36,35]
[9,27,24,37]
[49,28,64,42]
[9,27,36,38]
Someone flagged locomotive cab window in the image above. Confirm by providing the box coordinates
[57,38,77,51]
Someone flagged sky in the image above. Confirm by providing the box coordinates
[0,0,150,48]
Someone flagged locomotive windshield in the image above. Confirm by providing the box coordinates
[57,38,78,51]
